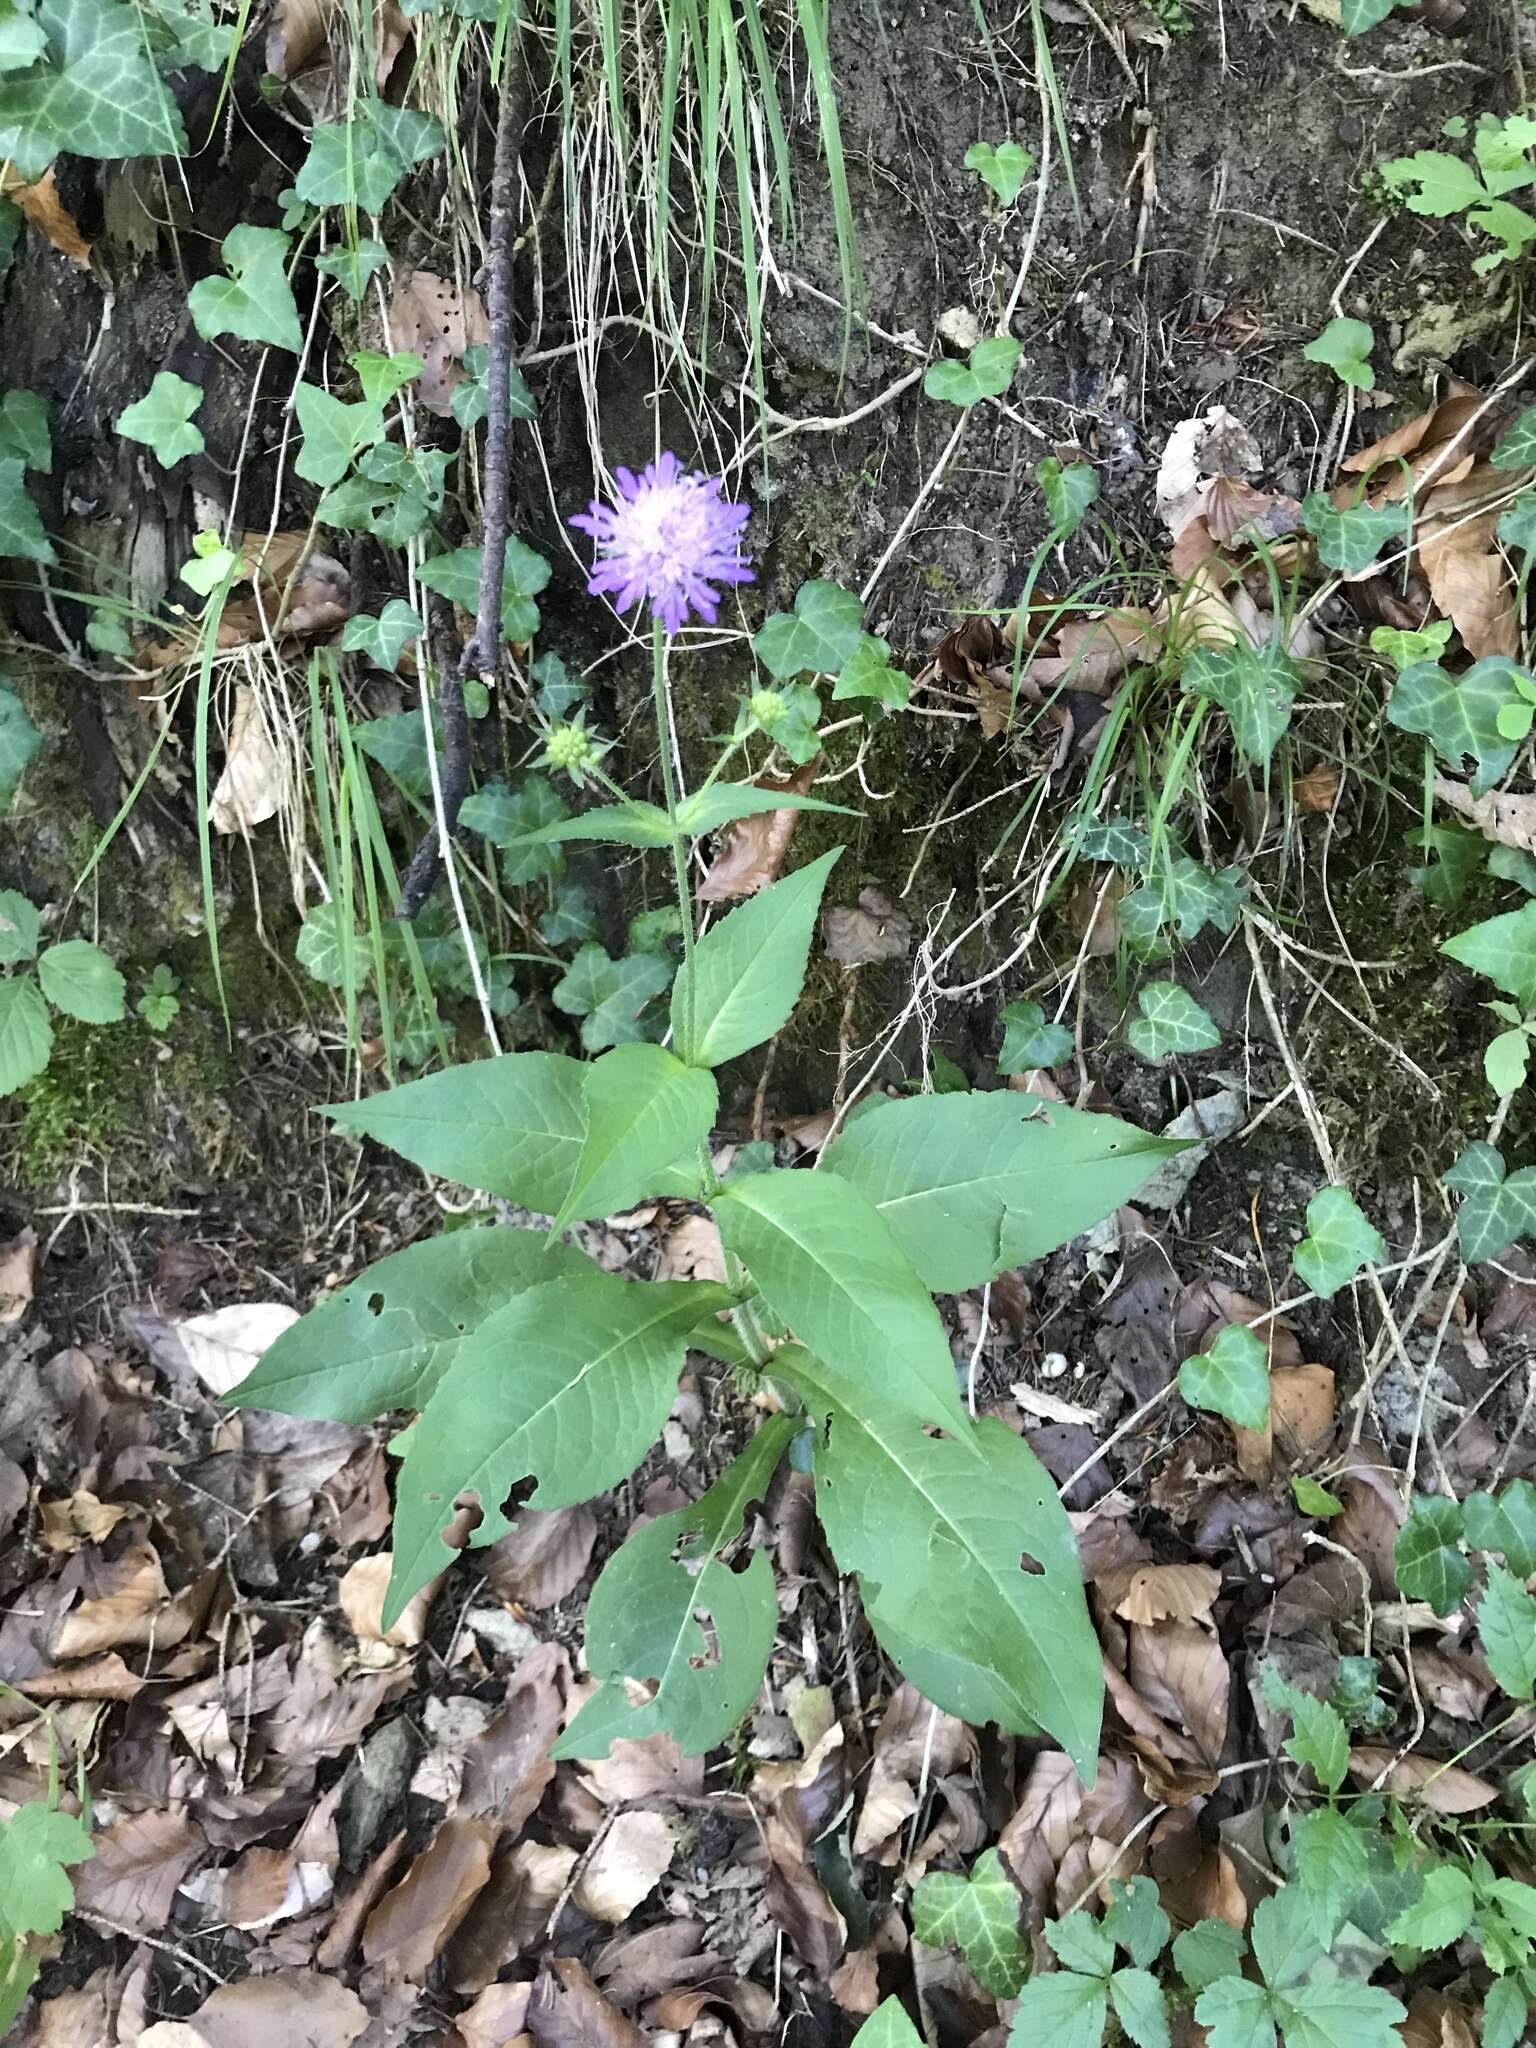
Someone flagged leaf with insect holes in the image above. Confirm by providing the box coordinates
[417,536,550,643]
[117,372,204,467]
[555,1416,796,1758]
[0,456,53,561]
[341,599,422,672]
[672,848,841,1069]
[1293,1805,1368,1946]
[0,690,40,817]
[822,1091,1184,1294]
[998,999,1074,1072]
[1040,457,1098,535]
[783,1351,1102,1771]
[293,383,385,487]
[295,100,445,214]
[36,939,123,1023]
[227,1226,589,1421]
[1394,1495,1469,1614]
[1445,1141,1536,1262]
[315,237,390,300]
[1180,641,1300,767]
[913,1850,1029,1996]
[0,890,37,966]
[0,977,51,1094]
[0,1802,93,1940]
[752,578,864,678]
[1128,981,1220,1061]
[1301,493,1406,574]
[1180,1324,1269,1431]
[0,0,187,180]
[1492,404,1536,471]
[188,225,303,352]
[832,633,910,707]
[550,1044,716,1230]
[715,1169,971,1439]
[1173,1920,1246,1993]
[1443,901,1536,1006]
[1103,1879,1171,1968]
[1389,657,1529,797]
[1293,1186,1384,1299]
[1303,316,1376,390]
[1384,1864,1475,1951]
[965,138,1034,203]
[924,335,1022,408]
[1479,1564,1536,1700]
[1262,1667,1349,1792]
[385,1270,734,1626]
[553,944,674,1053]
[1464,1480,1536,1576]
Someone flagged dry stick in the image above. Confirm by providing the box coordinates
[398,51,528,919]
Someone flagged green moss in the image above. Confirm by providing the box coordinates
[14,1013,153,1183]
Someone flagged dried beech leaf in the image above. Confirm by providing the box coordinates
[572,1808,680,1923]
[528,1958,646,2048]
[0,165,91,267]
[823,886,912,967]
[697,759,820,902]
[387,270,490,417]
[72,1808,204,1934]
[337,1551,438,1649]
[1114,1563,1221,1627]
[361,1814,495,1980]
[482,1504,598,1608]
[1347,1748,1498,1811]
[209,684,289,836]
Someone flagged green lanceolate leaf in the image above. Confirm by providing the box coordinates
[555,1414,796,1759]
[1303,317,1375,390]
[0,976,51,1092]
[1479,1564,1536,1700]
[672,848,841,1068]
[551,1044,717,1230]
[341,600,422,672]
[783,1351,1102,1772]
[188,226,304,353]
[1180,641,1300,767]
[852,2004,924,2048]
[386,1270,733,1625]
[1443,901,1536,1006]
[417,535,550,641]
[0,0,185,181]
[1384,1864,1475,1950]
[493,796,674,852]
[912,1849,1029,1996]
[1445,1141,1536,1262]
[552,944,674,1053]
[1301,493,1406,573]
[824,1091,1182,1293]
[1128,982,1221,1061]
[1040,457,1098,535]
[1388,657,1528,796]
[1006,1967,1108,2048]
[36,939,124,1023]
[1394,1495,1470,1615]
[225,1225,590,1421]
[965,138,1034,203]
[0,688,40,815]
[673,783,858,835]
[1173,1919,1246,1992]
[924,335,1022,408]
[1463,1479,1536,1576]
[752,578,864,678]
[0,456,52,561]
[997,1000,1074,1072]
[1293,1185,1385,1299]
[117,372,205,466]
[325,1050,587,1211]
[1179,1325,1270,1432]
[715,1169,971,1439]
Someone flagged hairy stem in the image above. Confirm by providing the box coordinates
[651,619,697,1050]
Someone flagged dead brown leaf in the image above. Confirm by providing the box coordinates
[528,1959,646,2048]
[456,1982,533,2048]
[1432,775,1536,854]
[445,1839,579,1993]
[336,1552,437,1650]
[481,1504,597,1609]
[51,1541,173,1658]
[1402,1990,1479,2048]
[455,1641,569,1824]
[577,1727,703,1806]
[1420,513,1517,659]
[573,1808,680,1923]
[593,1917,725,2001]
[387,271,490,417]
[39,1489,132,1553]
[996,1749,1086,1907]
[209,684,289,836]
[1115,1564,1221,1628]
[127,1301,300,1397]
[362,1814,495,1981]
[1029,609,1158,695]
[0,166,91,267]
[1292,762,1342,813]
[265,0,335,74]
[1128,1620,1230,1764]
[656,1211,726,1283]
[160,1970,369,2048]
[853,1682,973,1860]
[697,759,821,901]
[1411,1647,1496,1722]
[1347,1748,1498,1811]
[73,1807,204,1934]
[823,885,913,967]
[0,1226,36,1324]
[1343,391,1493,482]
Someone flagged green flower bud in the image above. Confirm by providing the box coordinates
[749,688,788,730]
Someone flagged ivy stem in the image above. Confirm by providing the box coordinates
[651,619,697,1052]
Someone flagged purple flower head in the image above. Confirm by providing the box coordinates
[570,452,753,636]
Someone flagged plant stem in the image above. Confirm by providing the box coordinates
[651,619,697,1050]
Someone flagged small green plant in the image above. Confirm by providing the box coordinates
[1303,315,1376,391]
[1382,114,1536,275]
[0,892,124,1095]
[924,335,1024,408]
[0,1698,94,2031]
[964,139,1035,205]
[136,964,181,1031]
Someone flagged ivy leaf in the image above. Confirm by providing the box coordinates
[341,599,422,671]
[964,138,1034,203]
[1007,1969,1109,2048]
[1387,657,1526,796]
[0,0,185,180]
[117,371,204,466]
[1072,815,1150,866]
[1302,316,1375,390]
[1039,457,1099,535]
[459,776,569,882]
[1179,1325,1270,1431]
[1394,1495,1470,1615]
[36,939,124,1022]
[1180,641,1300,767]
[672,848,841,1069]
[1445,1141,1536,1262]
[822,1091,1183,1294]
[832,633,911,707]
[1128,981,1221,1061]
[450,342,537,428]
[386,1270,732,1625]
[293,382,385,487]
[1121,858,1244,954]
[0,1802,93,1940]
[0,688,40,815]
[0,389,48,468]
[1497,489,1536,557]
[0,455,52,561]
[923,335,1022,407]
[851,2004,924,2048]
[1369,620,1453,671]
[1293,1185,1385,1298]
[417,535,550,642]
[324,1049,588,1211]
[1103,1878,1171,1968]
[0,976,52,1094]
[912,1849,1030,1995]
[351,348,422,406]
[1408,819,1486,909]
[1478,1564,1536,1700]
[1463,1480,1536,1576]
[752,579,864,678]
[715,1169,971,1439]
[1384,1864,1475,1950]
[533,650,585,719]
[551,1044,717,1230]
[1492,405,1536,471]
[1173,1919,1246,1993]
[552,943,674,1052]
[1301,493,1406,573]
[1442,900,1536,1005]
[997,999,1074,1072]
[227,1225,588,1420]
[539,884,598,949]
[785,1353,1103,1771]
[295,100,446,214]
[314,236,390,300]
[295,902,368,991]
[554,1415,796,1759]
[1293,1805,1368,1946]
[1111,1968,1171,2048]
[188,225,303,352]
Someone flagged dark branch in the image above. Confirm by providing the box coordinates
[397,48,528,920]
